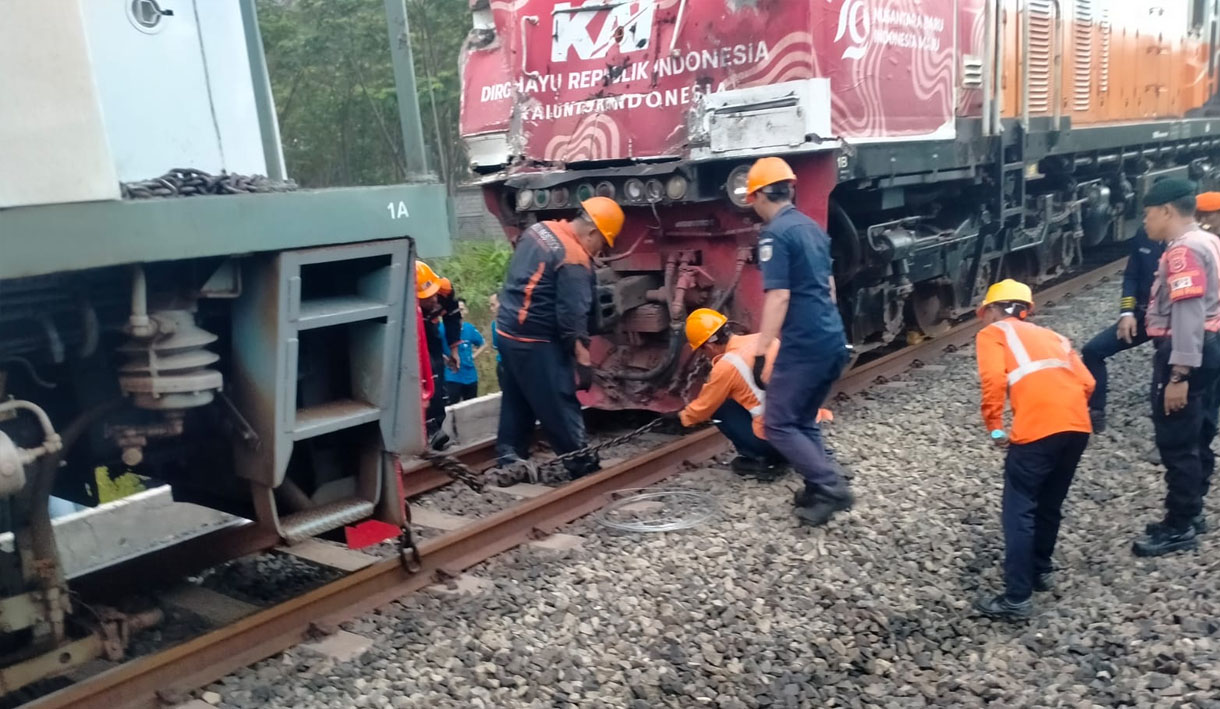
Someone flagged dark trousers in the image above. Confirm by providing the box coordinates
[496,338,596,475]
[425,355,448,436]
[714,401,782,463]
[446,380,479,403]
[1002,432,1089,602]
[1081,314,1150,412]
[764,344,851,489]
[1151,336,1220,528]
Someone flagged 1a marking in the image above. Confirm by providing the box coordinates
[387,201,410,219]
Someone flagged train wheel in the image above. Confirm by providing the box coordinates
[911,287,952,338]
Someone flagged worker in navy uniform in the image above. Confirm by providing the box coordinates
[417,261,462,450]
[494,197,625,480]
[1133,178,1220,557]
[1080,226,1164,432]
[744,157,853,527]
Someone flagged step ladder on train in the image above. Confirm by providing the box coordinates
[230,239,419,543]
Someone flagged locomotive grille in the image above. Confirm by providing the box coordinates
[1099,4,1111,95]
[1027,0,1055,114]
[1073,0,1095,112]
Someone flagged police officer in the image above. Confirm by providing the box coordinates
[745,157,852,527]
[972,279,1094,620]
[1080,227,1163,432]
[1133,178,1220,557]
[494,197,624,480]
[417,261,462,450]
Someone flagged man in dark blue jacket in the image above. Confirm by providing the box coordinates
[494,197,624,480]
[1080,227,1164,432]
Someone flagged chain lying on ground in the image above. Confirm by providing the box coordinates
[121,168,298,199]
[422,417,672,490]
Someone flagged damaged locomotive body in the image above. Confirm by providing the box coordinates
[461,0,1220,411]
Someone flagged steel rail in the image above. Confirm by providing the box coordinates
[39,257,1126,708]
[28,427,729,709]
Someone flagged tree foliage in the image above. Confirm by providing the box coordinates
[258,0,470,189]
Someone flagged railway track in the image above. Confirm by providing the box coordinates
[24,259,1126,709]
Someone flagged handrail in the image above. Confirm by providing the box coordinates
[982,0,995,135]
[1051,0,1063,130]
[520,15,541,80]
[1021,0,1030,130]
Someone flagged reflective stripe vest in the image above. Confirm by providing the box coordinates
[720,352,765,416]
[975,318,1095,444]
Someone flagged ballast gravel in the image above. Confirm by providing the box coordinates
[204,274,1220,708]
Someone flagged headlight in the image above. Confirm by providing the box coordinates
[595,181,616,199]
[532,189,550,209]
[726,165,751,208]
[576,183,595,203]
[644,179,664,203]
[666,174,689,201]
[516,189,534,211]
[550,186,570,208]
[624,178,645,202]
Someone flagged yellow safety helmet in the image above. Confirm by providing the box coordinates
[581,196,625,247]
[685,308,729,350]
[745,157,797,203]
[415,261,441,300]
[977,279,1034,317]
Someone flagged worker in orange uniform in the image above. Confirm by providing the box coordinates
[973,279,1094,621]
[662,308,817,481]
[1198,192,1220,234]
[494,197,625,480]
[416,261,462,450]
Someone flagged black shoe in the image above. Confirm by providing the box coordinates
[1034,571,1055,593]
[973,594,1033,621]
[1145,514,1208,536]
[793,483,854,527]
[1089,409,1106,434]
[732,456,787,481]
[428,430,451,451]
[1132,526,1199,557]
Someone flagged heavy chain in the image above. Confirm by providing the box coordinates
[121,168,297,199]
[541,417,667,472]
[421,451,487,493]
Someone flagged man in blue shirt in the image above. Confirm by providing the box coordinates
[440,299,487,402]
[746,156,853,527]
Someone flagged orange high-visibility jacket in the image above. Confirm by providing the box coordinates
[976,317,1095,444]
[680,334,776,438]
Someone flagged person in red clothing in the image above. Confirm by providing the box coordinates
[667,308,833,481]
[972,279,1095,620]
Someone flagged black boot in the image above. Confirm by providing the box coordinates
[1132,525,1199,557]
[732,456,787,482]
[793,482,854,527]
[1145,514,1208,535]
[1034,571,1055,593]
[973,593,1033,621]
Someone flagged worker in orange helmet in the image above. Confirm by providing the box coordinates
[493,197,625,481]
[972,279,1095,621]
[745,156,853,527]
[1197,192,1220,234]
[663,308,833,481]
[416,260,463,450]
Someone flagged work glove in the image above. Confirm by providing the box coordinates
[575,363,594,391]
[752,356,767,390]
[656,411,684,433]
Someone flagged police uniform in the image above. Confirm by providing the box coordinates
[495,220,599,476]
[758,205,850,494]
[975,295,1094,610]
[1080,228,1164,420]
[1143,198,1220,544]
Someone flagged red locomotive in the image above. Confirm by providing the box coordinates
[461,0,1220,411]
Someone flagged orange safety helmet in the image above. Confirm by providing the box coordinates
[745,157,797,203]
[685,308,729,350]
[415,261,441,300]
[438,277,453,296]
[580,197,625,247]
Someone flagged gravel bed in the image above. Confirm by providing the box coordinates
[202,275,1220,708]
[198,553,344,606]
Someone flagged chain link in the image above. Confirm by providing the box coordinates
[121,168,297,199]
[421,451,488,492]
